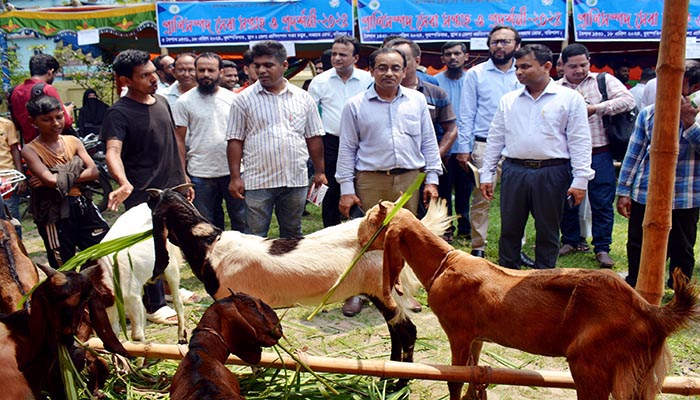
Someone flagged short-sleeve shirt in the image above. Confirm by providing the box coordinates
[100,94,186,208]
[0,117,19,171]
[10,78,74,144]
[172,88,235,178]
[226,80,324,190]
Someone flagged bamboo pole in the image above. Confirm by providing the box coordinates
[635,0,689,305]
[88,339,700,395]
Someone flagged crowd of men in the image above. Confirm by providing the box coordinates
[6,27,699,321]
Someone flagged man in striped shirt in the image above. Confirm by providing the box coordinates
[226,41,326,238]
[616,61,700,287]
[557,43,635,268]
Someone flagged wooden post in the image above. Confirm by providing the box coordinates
[87,339,700,395]
[635,0,689,305]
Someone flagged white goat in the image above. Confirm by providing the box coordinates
[148,187,452,366]
[95,203,186,343]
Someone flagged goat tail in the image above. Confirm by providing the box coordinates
[420,197,454,237]
[656,268,700,336]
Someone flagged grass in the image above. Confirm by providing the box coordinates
[18,190,700,399]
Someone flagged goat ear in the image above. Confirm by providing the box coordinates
[87,291,129,357]
[151,212,170,282]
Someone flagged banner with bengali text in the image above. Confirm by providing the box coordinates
[156,0,353,47]
[573,0,700,41]
[356,0,567,43]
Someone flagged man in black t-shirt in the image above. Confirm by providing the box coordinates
[101,49,192,324]
[102,50,190,210]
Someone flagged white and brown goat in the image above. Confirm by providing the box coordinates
[147,187,451,367]
[359,201,700,400]
[0,264,129,400]
[0,218,38,313]
[170,291,282,400]
[94,203,187,343]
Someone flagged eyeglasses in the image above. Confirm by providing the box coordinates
[374,65,404,74]
[175,68,196,75]
[490,39,515,47]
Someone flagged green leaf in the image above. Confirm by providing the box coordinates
[307,173,425,320]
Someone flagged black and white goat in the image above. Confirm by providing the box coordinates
[0,264,129,399]
[147,186,451,366]
[94,203,186,343]
[170,291,282,400]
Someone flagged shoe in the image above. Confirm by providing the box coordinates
[146,305,179,325]
[342,296,364,317]
[471,249,485,258]
[407,297,422,313]
[559,243,576,256]
[596,252,615,268]
[165,288,202,304]
[520,252,535,268]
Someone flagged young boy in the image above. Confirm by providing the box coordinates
[22,95,109,269]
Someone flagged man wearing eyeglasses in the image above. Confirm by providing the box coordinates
[459,26,524,262]
[336,47,442,219]
[160,53,197,107]
[152,54,175,92]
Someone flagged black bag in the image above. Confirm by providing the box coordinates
[596,72,637,161]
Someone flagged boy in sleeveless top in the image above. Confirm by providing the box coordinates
[22,95,109,269]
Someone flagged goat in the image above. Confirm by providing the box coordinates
[94,203,186,343]
[0,218,38,313]
[358,201,700,400]
[147,186,451,367]
[170,291,282,400]
[0,263,129,400]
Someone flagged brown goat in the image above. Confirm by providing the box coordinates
[358,201,700,400]
[170,291,283,400]
[0,218,38,313]
[0,263,129,400]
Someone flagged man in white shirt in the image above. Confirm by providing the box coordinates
[308,35,372,228]
[173,52,245,232]
[629,68,656,110]
[152,54,175,92]
[479,44,594,270]
[227,41,326,238]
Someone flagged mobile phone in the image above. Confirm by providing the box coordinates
[566,194,575,208]
[349,204,365,219]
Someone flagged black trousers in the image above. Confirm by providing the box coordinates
[36,195,109,269]
[625,200,699,287]
[321,134,342,227]
[499,160,571,269]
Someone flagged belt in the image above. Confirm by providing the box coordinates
[372,168,415,176]
[506,158,569,169]
[592,145,609,155]
[474,136,487,143]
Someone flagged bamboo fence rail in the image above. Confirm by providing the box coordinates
[88,339,700,396]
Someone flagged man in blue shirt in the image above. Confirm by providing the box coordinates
[459,26,522,259]
[616,61,700,287]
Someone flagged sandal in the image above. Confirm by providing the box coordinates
[575,242,590,252]
[165,288,202,304]
[146,305,179,325]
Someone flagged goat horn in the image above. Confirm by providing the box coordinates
[170,183,194,194]
[36,263,67,286]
